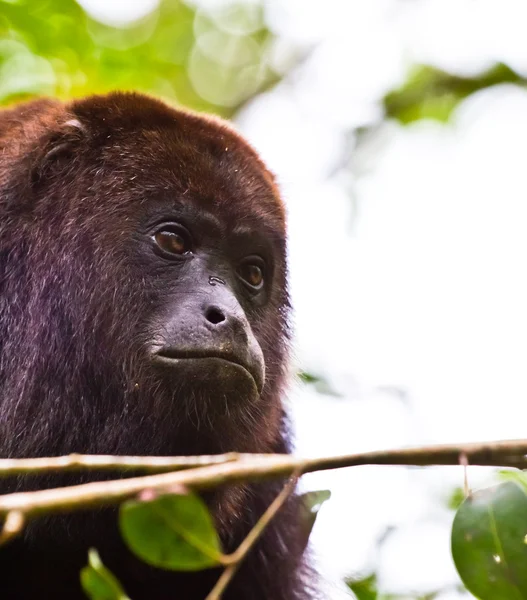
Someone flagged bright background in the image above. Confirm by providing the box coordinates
[3,1,527,597]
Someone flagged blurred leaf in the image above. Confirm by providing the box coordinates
[384,62,525,125]
[299,489,331,549]
[297,371,320,384]
[451,481,527,600]
[446,486,465,511]
[498,470,527,494]
[0,0,286,115]
[80,549,130,600]
[345,577,447,600]
[119,492,223,571]
[347,572,377,600]
[302,488,331,512]
[297,371,341,397]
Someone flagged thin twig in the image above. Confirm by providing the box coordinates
[205,471,300,600]
[459,452,470,497]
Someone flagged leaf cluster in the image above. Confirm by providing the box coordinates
[80,488,330,600]
[0,0,279,116]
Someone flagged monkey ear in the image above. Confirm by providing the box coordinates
[31,118,86,187]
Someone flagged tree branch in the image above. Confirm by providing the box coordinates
[0,439,525,527]
[0,453,241,477]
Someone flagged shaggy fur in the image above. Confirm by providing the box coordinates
[0,93,313,599]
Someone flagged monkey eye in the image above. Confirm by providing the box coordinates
[153,226,192,256]
[237,257,265,290]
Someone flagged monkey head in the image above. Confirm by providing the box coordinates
[0,93,291,458]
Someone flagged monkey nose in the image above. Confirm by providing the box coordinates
[204,306,226,325]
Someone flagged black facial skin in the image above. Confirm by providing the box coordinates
[145,209,267,402]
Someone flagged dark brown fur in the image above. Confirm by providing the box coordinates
[0,93,314,599]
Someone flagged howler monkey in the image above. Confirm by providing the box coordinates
[0,93,312,599]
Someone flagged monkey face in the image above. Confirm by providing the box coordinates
[144,207,268,405]
[92,111,290,434]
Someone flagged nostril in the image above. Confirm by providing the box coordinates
[205,306,226,325]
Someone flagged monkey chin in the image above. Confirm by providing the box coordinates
[152,355,262,405]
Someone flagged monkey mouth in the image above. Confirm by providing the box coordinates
[152,348,263,393]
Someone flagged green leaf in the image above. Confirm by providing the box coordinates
[297,371,321,384]
[299,489,331,550]
[297,371,341,397]
[451,481,527,600]
[0,0,289,116]
[498,470,527,495]
[347,572,377,600]
[80,549,130,600]
[446,486,465,511]
[302,489,331,511]
[119,492,223,571]
[384,62,525,125]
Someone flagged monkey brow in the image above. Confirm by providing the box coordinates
[153,201,225,236]
[188,209,223,235]
[230,225,254,236]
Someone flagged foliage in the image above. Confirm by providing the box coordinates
[81,486,331,597]
[87,478,527,600]
[0,0,281,116]
[384,63,526,125]
[347,573,378,600]
[298,371,341,397]
[346,572,453,600]
[452,481,527,600]
[498,469,527,493]
[119,491,223,571]
[345,476,527,599]
[298,489,331,549]
[81,549,130,600]
[446,486,466,511]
